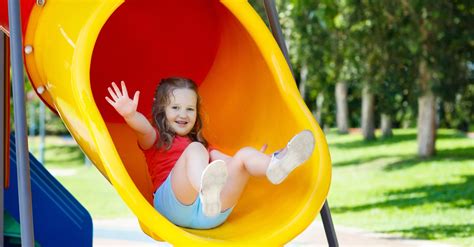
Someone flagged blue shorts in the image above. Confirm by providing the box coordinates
[153,173,233,229]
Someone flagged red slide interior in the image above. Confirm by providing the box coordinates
[91,0,220,122]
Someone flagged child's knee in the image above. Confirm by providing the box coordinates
[186,142,208,154]
[233,147,254,162]
[235,147,255,159]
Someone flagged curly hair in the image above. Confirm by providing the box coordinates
[151,77,208,150]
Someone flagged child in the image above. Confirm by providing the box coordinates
[105,77,315,229]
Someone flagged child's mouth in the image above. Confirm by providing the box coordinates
[175,121,188,127]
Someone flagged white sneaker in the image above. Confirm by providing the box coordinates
[199,160,228,217]
[266,130,315,184]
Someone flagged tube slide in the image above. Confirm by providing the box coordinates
[1,0,332,245]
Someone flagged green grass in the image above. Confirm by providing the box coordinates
[27,129,474,245]
[327,129,474,246]
[52,166,134,219]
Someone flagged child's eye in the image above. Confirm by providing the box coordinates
[171,106,179,110]
[187,108,195,112]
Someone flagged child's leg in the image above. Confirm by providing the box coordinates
[219,130,315,209]
[171,142,210,205]
[220,147,271,210]
[172,142,228,217]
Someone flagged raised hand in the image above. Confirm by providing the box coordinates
[105,81,140,119]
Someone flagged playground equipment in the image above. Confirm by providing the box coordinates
[5,135,93,247]
[2,0,338,245]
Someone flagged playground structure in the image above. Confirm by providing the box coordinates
[1,0,338,245]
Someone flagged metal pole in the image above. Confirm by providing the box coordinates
[321,201,339,247]
[39,101,45,163]
[29,102,35,154]
[262,0,293,75]
[1,30,7,247]
[7,0,36,245]
[262,1,339,246]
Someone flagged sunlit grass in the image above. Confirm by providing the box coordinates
[326,129,474,246]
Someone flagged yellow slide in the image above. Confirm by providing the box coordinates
[19,0,331,245]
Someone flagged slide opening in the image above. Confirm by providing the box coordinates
[87,0,319,242]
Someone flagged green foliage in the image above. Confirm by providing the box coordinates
[278,0,473,130]
[440,83,474,131]
[249,0,270,26]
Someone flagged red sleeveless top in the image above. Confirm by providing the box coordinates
[141,134,192,192]
[141,131,215,192]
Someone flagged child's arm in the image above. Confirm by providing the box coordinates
[105,81,156,149]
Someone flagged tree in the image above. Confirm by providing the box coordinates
[398,0,473,157]
[287,0,357,131]
[356,0,418,139]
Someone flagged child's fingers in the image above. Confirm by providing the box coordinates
[121,81,128,97]
[133,91,140,105]
[105,96,115,106]
[260,144,268,152]
[108,87,118,101]
[111,82,122,97]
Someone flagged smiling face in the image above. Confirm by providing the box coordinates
[165,88,198,136]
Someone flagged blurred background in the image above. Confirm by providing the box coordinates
[12,0,473,246]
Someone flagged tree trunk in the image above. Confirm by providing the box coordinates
[417,60,436,157]
[416,14,437,158]
[381,114,393,138]
[362,85,375,140]
[335,82,349,134]
[299,63,308,101]
[417,92,436,157]
[314,93,324,124]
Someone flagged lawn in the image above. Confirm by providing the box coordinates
[28,128,474,246]
[327,129,474,246]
